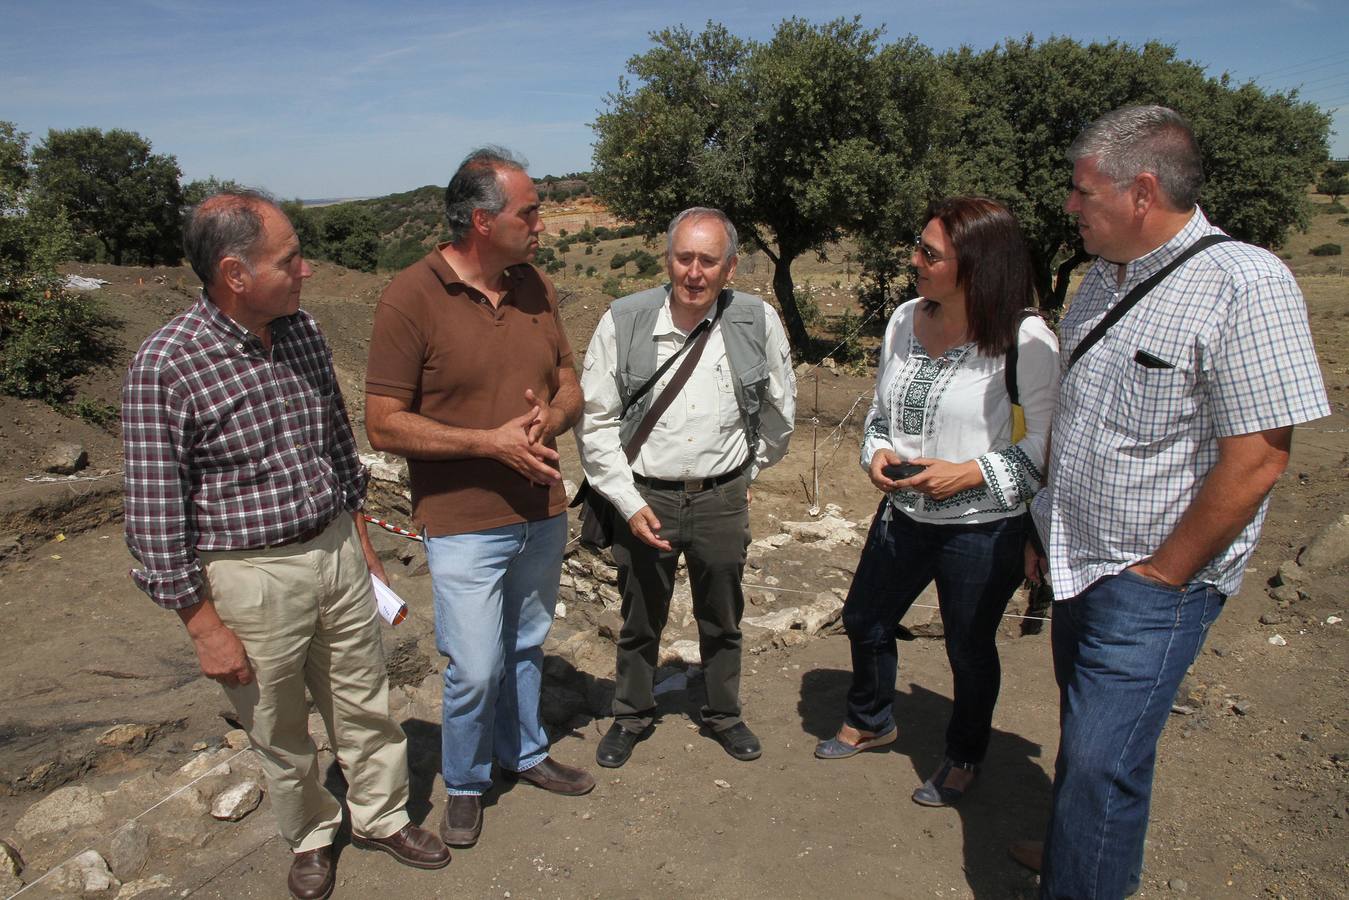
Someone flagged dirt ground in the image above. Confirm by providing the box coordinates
[0,217,1346,899]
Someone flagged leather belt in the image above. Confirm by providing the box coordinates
[633,464,746,493]
[263,517,334,549]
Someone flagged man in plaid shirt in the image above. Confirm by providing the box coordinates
[1020,107,1330,898]
[123,192,449,899]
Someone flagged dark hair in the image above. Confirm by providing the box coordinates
[182,189,277,288]
[1067,105,1204,210]
[925,196,1037,356]
[443,146,527,243]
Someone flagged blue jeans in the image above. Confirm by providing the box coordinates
[1041,570,1225,899]
[424,513,566,795]
[842,502,1025,763]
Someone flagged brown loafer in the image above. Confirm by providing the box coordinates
[509,755,596,796]
[352,823,450,869]
[287,846,335,900]
[439,794,483,848]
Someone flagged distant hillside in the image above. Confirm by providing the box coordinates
[302,174,628,272]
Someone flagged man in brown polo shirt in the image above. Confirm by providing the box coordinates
[365,147,593,850]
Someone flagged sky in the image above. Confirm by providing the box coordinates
[3,0,1346,200]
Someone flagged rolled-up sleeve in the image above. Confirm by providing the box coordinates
[122,356,205,610]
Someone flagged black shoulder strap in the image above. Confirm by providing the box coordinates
[619,291,727,416]
[1004,308,1040,405]
[1066,234,1235,372]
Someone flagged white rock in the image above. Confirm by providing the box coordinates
[0,838,23,875]
[116,874,174,898]
[744,608,804,632]
[1327,615,1342,625]
[713,778,731,789]
[97,723,158,749]
[15,784,107,838]
[801,595,845,635]
[660,640,702,666]
[554,601,567,619]
[750,532,792,550]
[175,748,233,781]
[597,584,622,609]
[52,850,118,895]
[563,479,578,500]
[210,780,263,821]
[358,452,406,484]
[64,274,109,291]
[223,728,250,750]
[670,579,694,628]
[589,559,618,583]
[1268,634,1287,646]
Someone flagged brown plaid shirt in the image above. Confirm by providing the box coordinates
[123,296,367,609]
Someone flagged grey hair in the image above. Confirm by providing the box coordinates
[1067,105,1204,210]
[666,207,739,264]
[183,189,278,288]
[443,146,528,243]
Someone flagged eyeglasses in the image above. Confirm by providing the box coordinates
[913,234,952,265]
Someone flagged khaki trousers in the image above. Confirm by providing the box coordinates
[200,515,410,851]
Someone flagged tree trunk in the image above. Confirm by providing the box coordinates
[769,252,810,351]
[1048,248,1090,313]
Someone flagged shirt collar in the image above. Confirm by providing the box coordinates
[198,294,295,352]
[428,242,530,297]
[652,285,724,338]
[1087,208,1217,292]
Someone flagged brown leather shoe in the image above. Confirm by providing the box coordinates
[509,755,596,796]
[352,823,450,869]
[1009,839,1043,873]
[439,794,483,848]
[287,846,335,900]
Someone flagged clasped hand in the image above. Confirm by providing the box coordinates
[492,388,562,486]
[867,450,983,501]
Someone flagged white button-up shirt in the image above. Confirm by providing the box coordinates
[1031,210,1330,599]
[577,293,796,521]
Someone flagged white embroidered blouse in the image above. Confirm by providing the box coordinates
[860,298,1060,524]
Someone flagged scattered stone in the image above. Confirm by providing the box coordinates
[590,559,618,583]
[115,874,175,899]
[597,584,621,609]
[1275,560,1308,586]
[1168,877,1189,892]
[0,838,23,875]
[43,442,88,475]
[660,640,702,666]
[15,784,108,838]
[223,728,250,750]
[175,748,232,781]
[1268,584,1302,604]
[51,850,118,895]
[358,452,407,485]
[1300,513,1349,571]
[97,723,159,751]
[1268,634,1287,646]
[211,780,263,821]
[779,515,859,545]
[555,601,567,619]
[1231,699,1253,716]
[108,822,150,880]
[744,608,803,632]
[1259,611,1287,626]
[713,779,731,789]
[801,594,844,635]
[750,533,792,550]
[190,741,208,752]
[1327,615,1343,625]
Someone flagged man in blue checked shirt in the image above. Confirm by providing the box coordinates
[1021,106,1330,899]
[123,192,449,900]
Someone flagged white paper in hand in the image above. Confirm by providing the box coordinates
[372,577,408,625]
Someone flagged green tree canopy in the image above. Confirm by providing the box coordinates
[31,127,184,266]
[314,202,379,272]
[1317,163,1349,203]
[942,37,1330,310]
[182,175,246,207]
[592,18,959,350]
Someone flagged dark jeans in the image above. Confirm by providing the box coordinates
[610,471,751,733]
[1041,571,1225,900]
[842,500,1026,764]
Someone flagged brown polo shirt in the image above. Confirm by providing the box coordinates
[366,245,574,536]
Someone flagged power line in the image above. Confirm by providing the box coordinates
[1246,49,1349,81]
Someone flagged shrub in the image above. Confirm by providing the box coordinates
[1326,201,1347,214]
[601,276,623,297]
[1338,217,1349,227]
[1309,243,1342,256]
[0,277,116,402]
[586,266,597,277]
[71,396,119,429]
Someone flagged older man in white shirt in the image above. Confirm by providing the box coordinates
[575,206,795,767]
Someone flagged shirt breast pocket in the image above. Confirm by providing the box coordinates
[716,363,743,432]
[1101,346,1196,443]
[298,388,335,454]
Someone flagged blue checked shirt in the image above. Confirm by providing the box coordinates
[123,296,367,609]
[1031,210,1330,600]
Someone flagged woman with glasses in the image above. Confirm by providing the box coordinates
[814,197,1059,808]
